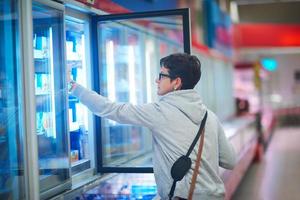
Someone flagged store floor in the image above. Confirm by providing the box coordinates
[232,126,300,200]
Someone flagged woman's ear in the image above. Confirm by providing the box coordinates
[173,77,182,90]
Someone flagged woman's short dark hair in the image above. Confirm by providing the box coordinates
[160,53,201,90]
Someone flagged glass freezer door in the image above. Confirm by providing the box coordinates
[32,1,70,197]
[92,9,191,173]
[0,0,26,199]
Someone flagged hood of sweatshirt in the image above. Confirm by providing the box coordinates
[159,89,206,125]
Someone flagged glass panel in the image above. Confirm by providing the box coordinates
[32,2,69,192]
[0,0,26,199]
[98,15,185,168]
[66,19,91,172]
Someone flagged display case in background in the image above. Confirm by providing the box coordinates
[32,1,70,197]
[92,9,191,172]
[194,52,217,112]
[0,0,26,199]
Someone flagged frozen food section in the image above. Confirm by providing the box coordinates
[66,18,91,173]
[0,0,26,199]
[1,0,294,199]
[81,173,157,199]
[32,1,70,197]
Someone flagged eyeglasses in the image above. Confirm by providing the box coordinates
[158,73,172,81]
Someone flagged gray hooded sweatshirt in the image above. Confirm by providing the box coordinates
[72,84,236,200]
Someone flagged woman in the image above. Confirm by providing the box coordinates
[68,53,236,199]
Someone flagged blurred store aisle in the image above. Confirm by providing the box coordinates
[232,126,300,200]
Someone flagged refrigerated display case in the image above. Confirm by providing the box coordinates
[213,60,235,121]
[0,0,26,199]
[91,9,191,173]
[32,1,70,197]
[81,173,157,199]
[66,17,92,174]
[194,52,217,112]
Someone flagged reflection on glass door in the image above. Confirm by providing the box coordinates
[66,19,91,174]
[99,25,153,168]
[0,0,26,199]
[93,9,191,172]
[32,1,70,195]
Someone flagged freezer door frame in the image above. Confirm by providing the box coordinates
[91,8,191,173]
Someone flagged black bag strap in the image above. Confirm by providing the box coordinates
[168,111,208,200]
[186,111,208,157]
